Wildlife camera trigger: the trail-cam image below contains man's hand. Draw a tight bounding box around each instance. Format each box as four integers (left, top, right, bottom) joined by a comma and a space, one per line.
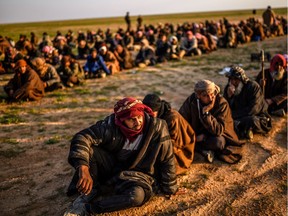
77, 165, 93, 195
196, 134, 206, 142
202, 95, 216, 113
8, 89, 14, 97
259, 78, 266, 87
227, 83, 236, 98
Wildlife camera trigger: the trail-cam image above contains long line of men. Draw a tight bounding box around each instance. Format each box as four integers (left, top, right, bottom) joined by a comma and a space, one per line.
64, 56, 287, 214
0, 7, 286, 75
1, 7, 286, 99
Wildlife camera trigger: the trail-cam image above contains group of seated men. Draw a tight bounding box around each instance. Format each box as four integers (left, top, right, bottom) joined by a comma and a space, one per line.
0, 11, 286, 77
0, 8, 286, 215
63, 56, 286, 214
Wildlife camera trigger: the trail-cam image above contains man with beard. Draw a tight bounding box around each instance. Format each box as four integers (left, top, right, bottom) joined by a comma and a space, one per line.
179, 80, 243, 164
143, 94, 196, 175
256, 54, 287, 117
223, 66, 272, 140
64, 97, 178, 215
4, 59, 44, 101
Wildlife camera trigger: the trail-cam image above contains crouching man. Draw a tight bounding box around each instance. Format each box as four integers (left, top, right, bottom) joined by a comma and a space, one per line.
223, 66, 272, 140
64, 97, 178, 215
179, 80, 243, 164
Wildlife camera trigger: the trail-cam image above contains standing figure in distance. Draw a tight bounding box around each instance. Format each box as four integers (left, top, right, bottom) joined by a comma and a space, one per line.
125, 12, 131, 32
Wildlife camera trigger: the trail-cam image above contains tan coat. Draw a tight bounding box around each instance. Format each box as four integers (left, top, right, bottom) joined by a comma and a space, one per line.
179, 93, 243, 164
4, 67, 45, 101
102, 51, 120, 74
162, 109, 196, 175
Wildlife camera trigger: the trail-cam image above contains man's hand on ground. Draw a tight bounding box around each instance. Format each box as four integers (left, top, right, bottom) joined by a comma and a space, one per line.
77, 165, 93, 195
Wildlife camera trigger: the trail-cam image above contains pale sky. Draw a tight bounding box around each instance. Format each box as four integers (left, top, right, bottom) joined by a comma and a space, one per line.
0, 0, 286, 24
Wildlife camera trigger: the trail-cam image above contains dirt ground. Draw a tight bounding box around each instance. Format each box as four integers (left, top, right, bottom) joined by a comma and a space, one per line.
0, 36, 287, 216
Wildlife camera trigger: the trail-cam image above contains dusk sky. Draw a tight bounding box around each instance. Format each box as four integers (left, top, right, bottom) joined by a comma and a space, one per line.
0, 0, 286, 24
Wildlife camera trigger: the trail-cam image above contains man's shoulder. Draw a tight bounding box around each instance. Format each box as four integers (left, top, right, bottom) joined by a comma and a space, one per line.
148, 115, 168, 130
47, 64, 57, 72
216, 94, 230, 106
168, 109, 184, 119
184, 93, 197, 104
99, 114, 115, 125
247, 80, 261, 89
27, 68, 40, 77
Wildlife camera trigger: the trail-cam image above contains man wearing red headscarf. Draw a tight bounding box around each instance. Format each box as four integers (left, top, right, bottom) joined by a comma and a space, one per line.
256, 54, 287, 117
65, 97, 178, 215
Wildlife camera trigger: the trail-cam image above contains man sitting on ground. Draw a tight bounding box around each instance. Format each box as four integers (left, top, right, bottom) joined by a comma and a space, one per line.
256, 54, 287, 117
179, 80, 243, 164
143, 93, 196, 175
223, 66, 272, 140
64, 97, 178, 215
31, 57, 63, 91
4, 59, 44, 101
83, 48, 110, 78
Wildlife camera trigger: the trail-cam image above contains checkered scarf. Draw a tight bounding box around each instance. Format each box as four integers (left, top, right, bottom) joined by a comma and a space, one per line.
114, 97, 154, 141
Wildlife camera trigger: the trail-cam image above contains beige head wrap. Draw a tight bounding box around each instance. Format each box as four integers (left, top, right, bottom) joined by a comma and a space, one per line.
31, 57, 47, 75
194, 79, 220, 94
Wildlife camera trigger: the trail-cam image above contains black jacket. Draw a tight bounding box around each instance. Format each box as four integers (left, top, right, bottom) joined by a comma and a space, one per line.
68, 113, 178, 195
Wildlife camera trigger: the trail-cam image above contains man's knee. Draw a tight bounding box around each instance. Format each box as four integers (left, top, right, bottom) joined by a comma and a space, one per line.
129, 186, 145, 207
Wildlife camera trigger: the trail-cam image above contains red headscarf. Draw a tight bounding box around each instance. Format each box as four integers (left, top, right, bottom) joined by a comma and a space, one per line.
114, 97, 154, 141
270, 54, 287, 73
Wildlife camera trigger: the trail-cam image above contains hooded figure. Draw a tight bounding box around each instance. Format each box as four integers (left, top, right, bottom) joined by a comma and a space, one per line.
31, 57, 63, 91
4, 59, 44, 101
224, 66, 272, 139
65, 97, 178, 215
143, 94, 196, 174
256, 54, 287, 116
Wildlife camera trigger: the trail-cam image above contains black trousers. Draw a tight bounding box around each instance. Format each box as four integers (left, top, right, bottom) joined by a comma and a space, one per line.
88, 147, 146, 213
89, 185, 145, 213
236, 115, 272, 135
196, 135, 226, 152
